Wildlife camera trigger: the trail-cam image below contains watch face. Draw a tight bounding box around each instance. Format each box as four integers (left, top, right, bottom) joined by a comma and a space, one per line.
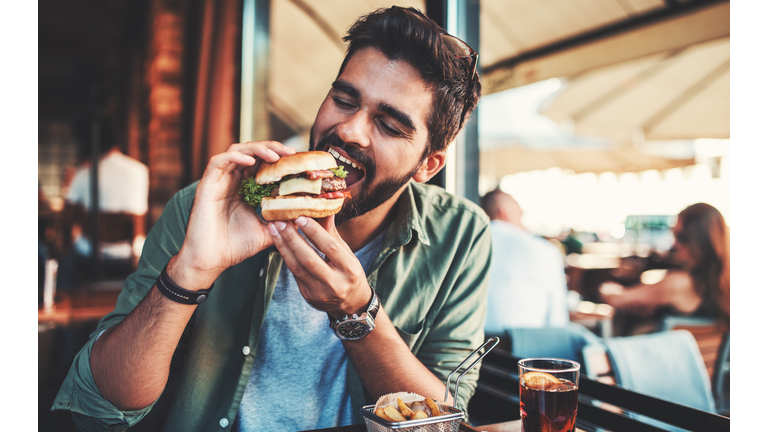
337, 321, 371, 340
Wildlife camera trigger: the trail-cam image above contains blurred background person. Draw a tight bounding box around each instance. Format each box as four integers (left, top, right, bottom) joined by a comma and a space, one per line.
600, 203, 730, 330
481, 189, 570, 336
58, 118, 149, 288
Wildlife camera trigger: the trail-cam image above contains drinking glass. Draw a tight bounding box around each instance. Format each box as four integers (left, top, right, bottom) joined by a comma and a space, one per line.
518, 358, 580, 432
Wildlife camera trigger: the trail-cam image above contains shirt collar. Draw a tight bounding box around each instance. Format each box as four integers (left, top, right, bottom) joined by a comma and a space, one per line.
388, 182, 431, 248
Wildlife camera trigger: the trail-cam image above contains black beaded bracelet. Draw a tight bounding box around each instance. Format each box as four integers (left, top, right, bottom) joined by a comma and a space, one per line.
156, 264, 213, 305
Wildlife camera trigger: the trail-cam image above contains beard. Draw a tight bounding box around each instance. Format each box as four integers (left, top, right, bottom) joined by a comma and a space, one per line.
310, 129, 422, 225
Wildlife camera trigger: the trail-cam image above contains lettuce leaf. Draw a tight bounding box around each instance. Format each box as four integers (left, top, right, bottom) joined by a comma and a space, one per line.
238, 178, 278, 207
330, 166, 348, 179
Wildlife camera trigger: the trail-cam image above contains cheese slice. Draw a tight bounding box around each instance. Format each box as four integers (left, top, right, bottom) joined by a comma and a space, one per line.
278, 177, 322, 196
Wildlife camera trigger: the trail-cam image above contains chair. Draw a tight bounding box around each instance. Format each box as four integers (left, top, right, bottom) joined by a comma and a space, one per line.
657, 314, 726, 379
468, 344, 730, 431
712, 331, 730, 416
583, 330, 716, 413
506, 322, 603, 366
78, 211, 143, 282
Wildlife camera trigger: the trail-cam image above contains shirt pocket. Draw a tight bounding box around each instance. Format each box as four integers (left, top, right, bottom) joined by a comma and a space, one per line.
394, 320, 425, 351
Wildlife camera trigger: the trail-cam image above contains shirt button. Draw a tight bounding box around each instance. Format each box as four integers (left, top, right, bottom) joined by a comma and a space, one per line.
242, 346, 250, 355
219, 418, 229, 428
259, 268, 264, 277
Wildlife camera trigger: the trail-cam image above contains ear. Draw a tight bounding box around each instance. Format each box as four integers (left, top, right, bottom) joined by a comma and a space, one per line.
411, 151, 446, 183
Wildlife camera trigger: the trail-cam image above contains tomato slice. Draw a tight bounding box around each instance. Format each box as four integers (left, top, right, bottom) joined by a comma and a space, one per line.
315, 191, 351, 199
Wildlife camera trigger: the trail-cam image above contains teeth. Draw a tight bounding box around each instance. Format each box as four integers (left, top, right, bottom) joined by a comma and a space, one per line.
328, 148, 359, 169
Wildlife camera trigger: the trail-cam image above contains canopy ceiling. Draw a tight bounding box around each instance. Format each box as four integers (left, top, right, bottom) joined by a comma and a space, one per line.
540, 36, 729, 141
480, 145, 696, 178
267, 0, 729, 135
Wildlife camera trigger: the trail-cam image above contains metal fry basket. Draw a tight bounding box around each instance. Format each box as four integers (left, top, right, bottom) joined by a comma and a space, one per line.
360, 337, 500, 432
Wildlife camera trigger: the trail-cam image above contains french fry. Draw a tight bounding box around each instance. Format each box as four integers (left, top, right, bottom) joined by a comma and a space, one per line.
425, 398, 442, 417
397, 397, 416, 419
384, 405, 408, 422
412, 410, 429, 419
375, 407, 394, 422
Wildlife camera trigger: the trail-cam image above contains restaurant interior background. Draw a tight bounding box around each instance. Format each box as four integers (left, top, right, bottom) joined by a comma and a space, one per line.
28, 0, 761, 429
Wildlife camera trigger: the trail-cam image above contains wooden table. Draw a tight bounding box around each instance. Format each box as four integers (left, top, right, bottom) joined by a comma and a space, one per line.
38, 289, 121, 325
301, 420, 588, 432
472, 421, 586, 432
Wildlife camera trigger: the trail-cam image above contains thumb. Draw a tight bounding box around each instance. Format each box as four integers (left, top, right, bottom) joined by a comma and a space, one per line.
316, 214, 338, 237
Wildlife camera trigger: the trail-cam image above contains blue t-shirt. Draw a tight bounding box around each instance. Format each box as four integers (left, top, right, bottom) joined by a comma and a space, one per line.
234, 227, 387, 432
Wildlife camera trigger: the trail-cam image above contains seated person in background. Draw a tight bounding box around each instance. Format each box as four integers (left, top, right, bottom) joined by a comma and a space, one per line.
600, 203, 730, 326
59, 119, 149, 286
481, 189, 570, 335
52, 7, 490, 432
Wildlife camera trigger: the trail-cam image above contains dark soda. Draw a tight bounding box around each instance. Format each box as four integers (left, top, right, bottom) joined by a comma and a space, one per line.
519, 378, 578, 432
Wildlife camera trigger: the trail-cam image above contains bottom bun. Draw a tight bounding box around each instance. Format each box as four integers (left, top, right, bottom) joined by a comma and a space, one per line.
260, 196, 344, 221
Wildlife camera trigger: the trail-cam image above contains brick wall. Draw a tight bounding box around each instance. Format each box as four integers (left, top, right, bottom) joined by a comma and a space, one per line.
144, 0, 187, 225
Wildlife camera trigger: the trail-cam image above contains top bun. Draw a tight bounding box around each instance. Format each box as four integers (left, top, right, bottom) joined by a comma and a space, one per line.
255, 151, 338, 184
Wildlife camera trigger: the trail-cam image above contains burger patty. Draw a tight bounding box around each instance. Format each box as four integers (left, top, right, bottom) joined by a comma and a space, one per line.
321, 176, 346, 192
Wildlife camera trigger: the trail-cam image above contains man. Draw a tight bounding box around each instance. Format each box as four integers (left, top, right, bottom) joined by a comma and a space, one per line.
59, 119, 149, 287
481, 189, 569, 334
52, 7, 490, 431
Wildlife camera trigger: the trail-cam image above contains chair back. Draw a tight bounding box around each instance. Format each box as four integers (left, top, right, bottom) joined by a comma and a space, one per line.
585, 330, 716, 413
83, 212, 136, 244
506, 322, 602, 366
658, 314, 725, 378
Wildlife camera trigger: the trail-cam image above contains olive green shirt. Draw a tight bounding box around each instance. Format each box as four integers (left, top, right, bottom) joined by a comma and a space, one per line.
52, 181, 492, 431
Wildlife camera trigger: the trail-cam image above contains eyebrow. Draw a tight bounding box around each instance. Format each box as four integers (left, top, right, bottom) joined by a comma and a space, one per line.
331, 80, 360, 99
331, 79, 416, 133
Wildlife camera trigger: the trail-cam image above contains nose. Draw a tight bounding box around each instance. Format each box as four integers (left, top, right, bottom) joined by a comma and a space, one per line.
336, 110, 371, 148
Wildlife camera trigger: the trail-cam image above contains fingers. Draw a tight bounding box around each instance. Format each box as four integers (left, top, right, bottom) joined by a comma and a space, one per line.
315, 215, 337, 234
295, 216, 355, 265
228, 141, 297, 163
202, 141, 297, 182
268, 220, 328, 281
207, 150, 258, 173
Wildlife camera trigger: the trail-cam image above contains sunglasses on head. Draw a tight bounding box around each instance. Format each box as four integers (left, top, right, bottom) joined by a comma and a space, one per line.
440, 33, 478, 123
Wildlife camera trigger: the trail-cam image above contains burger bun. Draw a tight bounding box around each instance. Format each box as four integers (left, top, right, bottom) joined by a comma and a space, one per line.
260, 196, 344, 221
255, 151, 338, 184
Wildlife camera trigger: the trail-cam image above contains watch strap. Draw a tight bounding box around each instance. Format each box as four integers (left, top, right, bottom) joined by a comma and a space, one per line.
156, 264, 214, 305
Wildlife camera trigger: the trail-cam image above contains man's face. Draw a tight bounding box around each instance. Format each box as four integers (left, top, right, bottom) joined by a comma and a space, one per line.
310, 47, 434, 224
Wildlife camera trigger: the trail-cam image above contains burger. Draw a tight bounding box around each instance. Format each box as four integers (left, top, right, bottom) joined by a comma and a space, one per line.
238, 151, 350, 221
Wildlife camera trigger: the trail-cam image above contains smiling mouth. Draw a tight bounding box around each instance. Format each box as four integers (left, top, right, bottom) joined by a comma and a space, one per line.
327, 147, 365, 188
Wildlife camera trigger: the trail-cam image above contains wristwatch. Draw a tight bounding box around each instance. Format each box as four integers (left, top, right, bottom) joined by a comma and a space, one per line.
329, 287, 380, 340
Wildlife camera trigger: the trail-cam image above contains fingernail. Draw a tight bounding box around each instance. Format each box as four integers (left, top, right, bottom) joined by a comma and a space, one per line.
268, 223, 279, 236
296, 216, 308, 226
275, 221, 287, 231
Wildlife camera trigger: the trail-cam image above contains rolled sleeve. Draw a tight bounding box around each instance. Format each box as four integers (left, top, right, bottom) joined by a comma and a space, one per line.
51, 333, 156, 431
50, 183, 197, 431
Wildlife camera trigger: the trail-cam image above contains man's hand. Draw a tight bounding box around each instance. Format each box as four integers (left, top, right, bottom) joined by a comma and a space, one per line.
266, 215, 371, 318
169, 141, 296, 290
266, 215, 449, 403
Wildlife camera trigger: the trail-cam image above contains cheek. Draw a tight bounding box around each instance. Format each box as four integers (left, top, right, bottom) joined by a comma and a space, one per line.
372, 147, 417, 175
313, 98, 337, 133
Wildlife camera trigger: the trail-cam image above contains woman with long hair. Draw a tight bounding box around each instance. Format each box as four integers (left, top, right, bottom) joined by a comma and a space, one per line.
600, 203, 730, 325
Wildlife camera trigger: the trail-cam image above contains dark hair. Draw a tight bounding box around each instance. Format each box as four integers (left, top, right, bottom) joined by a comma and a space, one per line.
339, 6, 481, 159
676, 203, 730, 322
